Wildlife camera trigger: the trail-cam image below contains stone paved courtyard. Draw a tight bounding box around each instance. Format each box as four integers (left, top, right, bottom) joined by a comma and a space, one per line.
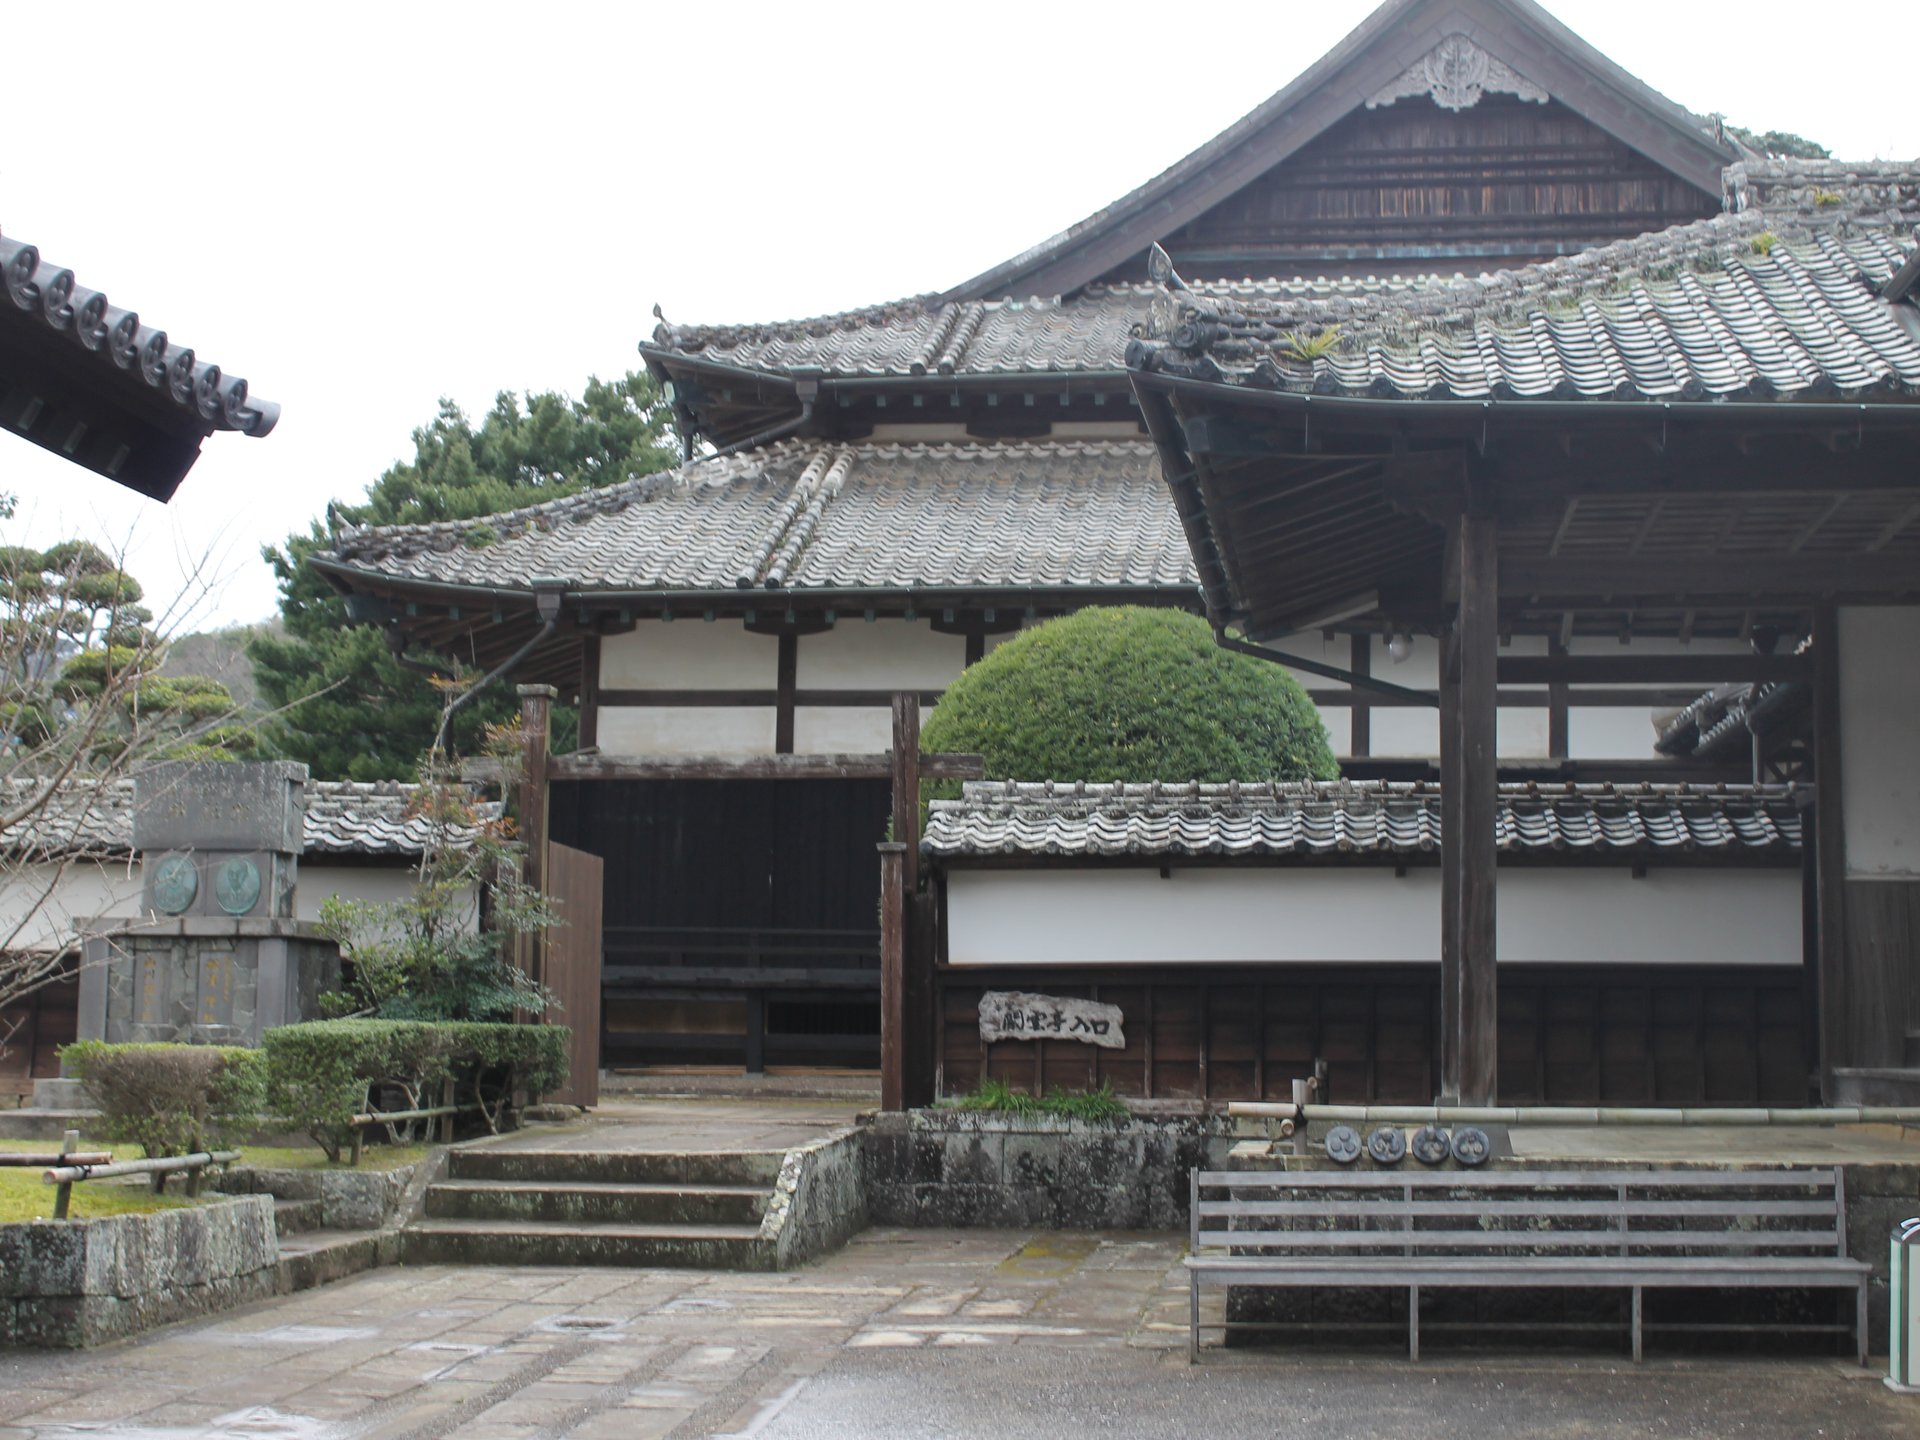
2, 1227, 1913, 1439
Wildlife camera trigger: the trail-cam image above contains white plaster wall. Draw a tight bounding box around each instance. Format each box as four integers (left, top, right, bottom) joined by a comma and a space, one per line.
1839, 606, 1920, 878
792, 708, 894, 753
0, 860, 145, 953
599, 623, 778, 689
797, 622, 967, 691
945, 866, 1800, 967
596, 706, 777, 756
294, 865, 447, 923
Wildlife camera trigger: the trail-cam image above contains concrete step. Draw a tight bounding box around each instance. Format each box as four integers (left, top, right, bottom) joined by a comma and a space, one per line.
277, 1229, 398, 1293
447, 1147, 785, 1188
29, 1078, 88, 1110
403, 1217, 776, 1270
273, 1197, 326, 1237
1829, 1066, 1920, 1107
425, 1178, 768, 1227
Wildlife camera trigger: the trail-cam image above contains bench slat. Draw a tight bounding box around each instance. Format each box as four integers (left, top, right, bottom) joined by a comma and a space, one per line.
1193, 1168, 1837, 1190
1192, 1228, 1845, 1252
1196, 1198, 1834, 1221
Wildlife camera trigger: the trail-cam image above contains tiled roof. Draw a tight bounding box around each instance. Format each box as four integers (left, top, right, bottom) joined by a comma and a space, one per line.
1, 230, 280, 438
319, 438, 1198, 597
922, 780, 1801, 861
647, 274, 1445, 380
1129, 166, 1920, 403
0, 779, 497, 860
650, 163, 1919, 397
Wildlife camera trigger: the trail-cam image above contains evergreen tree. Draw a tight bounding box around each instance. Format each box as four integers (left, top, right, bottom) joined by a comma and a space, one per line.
252, 372, 679, 778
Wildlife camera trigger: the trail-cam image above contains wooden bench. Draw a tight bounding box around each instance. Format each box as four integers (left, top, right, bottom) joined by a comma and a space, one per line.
1187, 1168, 1871, 1364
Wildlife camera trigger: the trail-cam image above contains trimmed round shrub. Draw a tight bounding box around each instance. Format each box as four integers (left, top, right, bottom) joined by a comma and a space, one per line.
921, 607, 1338, 796
61, 1041, 265, 1159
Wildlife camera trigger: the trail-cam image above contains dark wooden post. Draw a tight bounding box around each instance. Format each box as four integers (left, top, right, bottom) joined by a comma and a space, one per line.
1811, 605, 1845, 1097
518, 683, 555, 989
1441, 513, 1499, 1105
1349, 633, 1371, 758
878, 841, 908, 1112
890, 693, 936, 1107
891, 693, 921, 893
577, 635, 601, 751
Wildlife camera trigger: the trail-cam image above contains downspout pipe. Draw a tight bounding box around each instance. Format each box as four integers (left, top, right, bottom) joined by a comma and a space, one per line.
431, 583, 569, 753
1213, 627, 1439, 707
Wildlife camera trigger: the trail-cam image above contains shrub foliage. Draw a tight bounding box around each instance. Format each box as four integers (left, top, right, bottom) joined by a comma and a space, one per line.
261, 1019, 570, 1161
920, 607, 1338, 799
61, 1041, 265, 1161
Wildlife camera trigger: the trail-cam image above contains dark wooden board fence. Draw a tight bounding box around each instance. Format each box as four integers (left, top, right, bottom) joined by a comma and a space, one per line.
546, 841, 603, 1107
936, 965, 1809, 1106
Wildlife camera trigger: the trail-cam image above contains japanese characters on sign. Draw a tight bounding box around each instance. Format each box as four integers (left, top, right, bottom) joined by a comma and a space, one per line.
978, 990, 1126, 1050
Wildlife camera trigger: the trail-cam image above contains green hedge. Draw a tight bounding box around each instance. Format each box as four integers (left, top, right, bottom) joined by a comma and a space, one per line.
261, 1020, 570, 1161
921, 607, 1338, 802
61, 1041, 265, 1160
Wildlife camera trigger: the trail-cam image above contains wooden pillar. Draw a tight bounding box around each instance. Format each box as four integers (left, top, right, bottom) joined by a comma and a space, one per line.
577, 636, 601, 751
1546, 635, 1569, 760
890, 693, 935, 1106
1441, 514, 1499, 1105
1812, 605, 1845, 1097
878, 842, 908, 1112
775, 633, 798, 755
518, 683, 555, 989
1349, 634, 1371, 758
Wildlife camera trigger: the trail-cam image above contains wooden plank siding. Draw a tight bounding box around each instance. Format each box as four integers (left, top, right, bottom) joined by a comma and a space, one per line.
937, 966, 1808, 1106
1144, 95, 1718, 281
0, 971, 78, 1097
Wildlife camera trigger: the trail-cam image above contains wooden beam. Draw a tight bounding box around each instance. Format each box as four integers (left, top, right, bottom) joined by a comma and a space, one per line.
1500, 554, 1920, 599
1348, 634, 1371, 758
595, 688, 946, 708
1443, 513, 1499, 1106
576, 636, 600, 751
1495, 654, 1810, 684
472, 751, 987, 783
1811, 606, 1845, 1098
517, 684, 555, 995
775, 634, 797, 755
892, 694, 922, 896
878, 841, 908, 1112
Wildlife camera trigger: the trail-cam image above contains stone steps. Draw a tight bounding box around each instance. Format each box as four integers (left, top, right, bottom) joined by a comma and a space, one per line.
401, 1145, 787, 1269
403, 1217, 776, 1270
272, 1197, 326, 1236
425, 1178, 768, 1226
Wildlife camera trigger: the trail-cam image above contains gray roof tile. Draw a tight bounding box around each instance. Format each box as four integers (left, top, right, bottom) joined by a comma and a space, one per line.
923, 779, 1801, 861
1130, 166, 1920, 402
321, 439, 1198, 597
1, 230, 280, 438
0, 779, 497, 860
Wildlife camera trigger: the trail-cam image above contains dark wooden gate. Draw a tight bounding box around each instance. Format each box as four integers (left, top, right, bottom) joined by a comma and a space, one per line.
546, 841, 603, 1107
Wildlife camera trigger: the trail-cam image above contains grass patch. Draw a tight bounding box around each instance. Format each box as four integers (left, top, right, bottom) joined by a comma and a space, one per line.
0, 1138, 430, 1223
232, 1144, 430, 1172
940, 1078, 1131, 1124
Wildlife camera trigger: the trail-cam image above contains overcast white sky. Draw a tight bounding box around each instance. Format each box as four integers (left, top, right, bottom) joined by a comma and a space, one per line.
3, 0, 1915, 632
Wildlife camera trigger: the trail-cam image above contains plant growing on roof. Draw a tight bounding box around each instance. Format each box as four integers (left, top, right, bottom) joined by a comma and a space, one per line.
1278, 326, 1343, 361
919, 607, 1338, 808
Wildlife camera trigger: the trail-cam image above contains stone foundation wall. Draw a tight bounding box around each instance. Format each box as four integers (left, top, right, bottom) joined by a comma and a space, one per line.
769, 1127, 868, 1268
216, 1162, 421, 1230
862, 1111, 1238, 1229
0, 1196, 279, 1348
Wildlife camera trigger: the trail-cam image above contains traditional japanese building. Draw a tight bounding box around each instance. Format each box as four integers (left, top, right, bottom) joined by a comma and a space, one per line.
310, 0, 1919, 1101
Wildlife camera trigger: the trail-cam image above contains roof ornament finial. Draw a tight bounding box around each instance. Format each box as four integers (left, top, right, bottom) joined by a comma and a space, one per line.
1146, 243, 1189, 293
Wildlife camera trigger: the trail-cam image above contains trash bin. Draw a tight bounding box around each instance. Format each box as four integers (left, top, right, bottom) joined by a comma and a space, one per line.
1892, 1217, 1920, 1393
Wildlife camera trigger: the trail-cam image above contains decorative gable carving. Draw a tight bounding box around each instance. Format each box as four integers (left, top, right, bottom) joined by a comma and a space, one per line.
1366, 33, 1549, 112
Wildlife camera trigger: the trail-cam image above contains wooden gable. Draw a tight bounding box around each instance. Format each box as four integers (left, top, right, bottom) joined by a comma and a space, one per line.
1125, 94, 1721, 284
946, 0, 1732, 301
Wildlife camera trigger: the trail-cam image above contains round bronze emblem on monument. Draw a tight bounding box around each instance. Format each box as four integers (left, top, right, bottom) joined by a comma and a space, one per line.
150, 854, 198, 915
213, 857, 262, 915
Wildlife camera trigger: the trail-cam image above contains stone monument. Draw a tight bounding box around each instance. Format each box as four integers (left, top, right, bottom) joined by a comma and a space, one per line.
73, 760, 342, 1047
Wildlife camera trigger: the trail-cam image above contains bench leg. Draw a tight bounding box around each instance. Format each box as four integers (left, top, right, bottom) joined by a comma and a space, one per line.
1189, 1274, 1199, 1365
1857, 1283, 1869, 1369
1631, 1286, 1643, 1363
1408, 1284, 1420, 1361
